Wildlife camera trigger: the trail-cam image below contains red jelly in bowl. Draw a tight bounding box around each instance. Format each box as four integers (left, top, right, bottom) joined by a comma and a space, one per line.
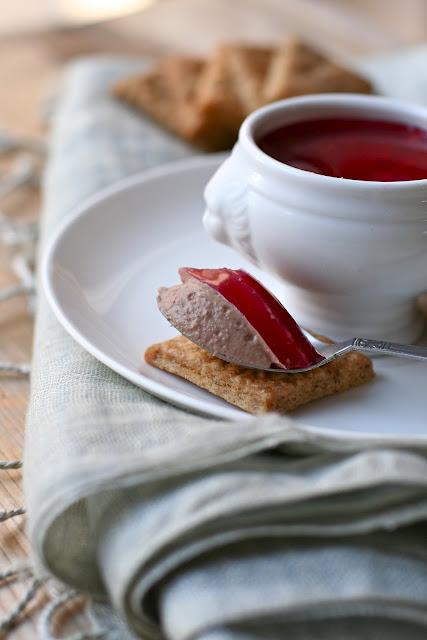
256, 118, 427, 182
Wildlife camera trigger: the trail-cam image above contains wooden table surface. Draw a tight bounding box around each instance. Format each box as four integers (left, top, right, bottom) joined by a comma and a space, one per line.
0, 0, 425, 636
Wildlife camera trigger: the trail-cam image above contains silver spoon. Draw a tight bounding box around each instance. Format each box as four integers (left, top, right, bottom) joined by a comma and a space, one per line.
227, 337, 427, 373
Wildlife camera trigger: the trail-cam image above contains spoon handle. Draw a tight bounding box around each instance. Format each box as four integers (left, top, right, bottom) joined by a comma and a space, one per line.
352, 338, 427, 361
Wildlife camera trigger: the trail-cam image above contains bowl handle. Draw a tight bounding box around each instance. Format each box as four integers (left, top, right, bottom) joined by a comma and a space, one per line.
203, 155, 258, 264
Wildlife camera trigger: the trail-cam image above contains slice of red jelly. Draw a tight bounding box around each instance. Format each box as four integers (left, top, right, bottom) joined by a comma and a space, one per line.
179, 267, 323, 369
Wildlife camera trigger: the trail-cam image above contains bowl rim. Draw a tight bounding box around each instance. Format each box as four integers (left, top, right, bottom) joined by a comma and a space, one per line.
239, 93, 427, 191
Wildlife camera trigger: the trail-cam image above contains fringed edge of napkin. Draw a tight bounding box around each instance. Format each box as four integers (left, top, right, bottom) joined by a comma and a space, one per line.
0, 132, 102, 639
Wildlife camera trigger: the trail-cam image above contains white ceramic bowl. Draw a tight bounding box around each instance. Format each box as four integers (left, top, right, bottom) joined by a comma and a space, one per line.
203, 93, 427, 343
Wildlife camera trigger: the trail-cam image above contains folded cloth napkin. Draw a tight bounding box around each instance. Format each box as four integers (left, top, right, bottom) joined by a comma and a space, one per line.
25, 50, 427, 639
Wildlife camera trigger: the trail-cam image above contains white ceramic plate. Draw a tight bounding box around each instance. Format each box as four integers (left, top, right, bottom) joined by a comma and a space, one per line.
43, 154, 427, 440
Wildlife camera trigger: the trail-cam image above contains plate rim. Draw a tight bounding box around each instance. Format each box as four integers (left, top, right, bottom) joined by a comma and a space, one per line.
42, 154, 247, 422
42, 153, 427, 443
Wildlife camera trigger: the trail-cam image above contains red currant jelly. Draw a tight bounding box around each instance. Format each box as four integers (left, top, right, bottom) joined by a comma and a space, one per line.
180, 267, 323, 370
257, 118, 427, 182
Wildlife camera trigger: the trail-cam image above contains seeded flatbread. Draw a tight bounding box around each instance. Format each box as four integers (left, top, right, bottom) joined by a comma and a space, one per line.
145, 335, 375, 414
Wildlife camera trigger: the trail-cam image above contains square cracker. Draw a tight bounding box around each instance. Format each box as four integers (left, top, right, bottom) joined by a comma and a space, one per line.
145, 336, 375, 414
263, 36, 372, 102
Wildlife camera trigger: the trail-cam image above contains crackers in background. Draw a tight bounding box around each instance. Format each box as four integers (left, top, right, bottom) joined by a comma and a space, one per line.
263, 36, 373, 102
145, 336, 375, 415
113, 37, 373, 151
226, 44, 274, 113
187, 45, 246, 150
112, 56, 205, 142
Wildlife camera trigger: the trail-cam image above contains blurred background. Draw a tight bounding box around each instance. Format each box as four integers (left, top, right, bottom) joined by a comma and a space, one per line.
1, 0, 427, 136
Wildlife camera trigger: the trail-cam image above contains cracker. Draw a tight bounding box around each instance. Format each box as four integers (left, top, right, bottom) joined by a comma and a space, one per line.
113, 53, 238, 151
188, 44, 274, 149
187, 45, 246, 150
263, 36, 372, 102
113, 56, 205, 139
225, 44, 274, 113
145, 336, 375, 414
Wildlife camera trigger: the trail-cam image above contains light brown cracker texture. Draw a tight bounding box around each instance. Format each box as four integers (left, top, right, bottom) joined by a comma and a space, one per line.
262, 36, 372, 102
112, 56, 205, 140
225, 44, 274, 113
188, 45, 246, 150
145, 336, 375, 414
